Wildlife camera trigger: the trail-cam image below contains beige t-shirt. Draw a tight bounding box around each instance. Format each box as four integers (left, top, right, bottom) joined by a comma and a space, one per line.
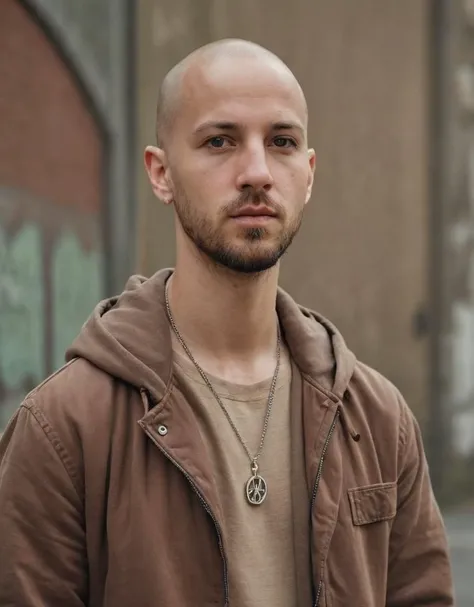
172, 339, 311, 607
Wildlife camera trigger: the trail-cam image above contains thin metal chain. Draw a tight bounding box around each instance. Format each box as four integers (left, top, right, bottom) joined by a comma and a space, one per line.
165, 280, 281, 468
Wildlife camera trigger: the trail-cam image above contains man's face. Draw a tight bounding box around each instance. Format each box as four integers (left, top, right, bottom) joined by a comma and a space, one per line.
151, 55, 315, 274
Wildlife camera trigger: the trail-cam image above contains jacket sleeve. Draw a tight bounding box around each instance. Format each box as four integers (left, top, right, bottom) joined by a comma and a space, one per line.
386, 397, 454, 606
0, 400, 88, 606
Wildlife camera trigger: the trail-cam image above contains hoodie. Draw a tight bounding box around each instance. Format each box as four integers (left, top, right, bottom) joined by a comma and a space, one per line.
0, 268, 454, 606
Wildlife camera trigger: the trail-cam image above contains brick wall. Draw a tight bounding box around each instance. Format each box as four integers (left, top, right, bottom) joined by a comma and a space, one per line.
0, 0, 105, 426
0, 0, 102, 214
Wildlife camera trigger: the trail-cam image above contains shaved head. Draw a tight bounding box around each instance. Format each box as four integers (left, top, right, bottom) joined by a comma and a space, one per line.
156, 39, 307, 148
145, 37, 315, 276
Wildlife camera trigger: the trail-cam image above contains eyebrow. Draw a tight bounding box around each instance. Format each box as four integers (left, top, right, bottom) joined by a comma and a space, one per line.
273, 122, 304, 134
194, 120, 305, 135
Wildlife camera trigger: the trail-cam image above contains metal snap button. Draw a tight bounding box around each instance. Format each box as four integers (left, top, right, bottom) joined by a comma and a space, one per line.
157, 425, 168, 436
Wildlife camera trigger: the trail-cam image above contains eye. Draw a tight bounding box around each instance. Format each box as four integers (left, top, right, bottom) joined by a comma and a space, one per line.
206, 136, 230, 149
273, 136, 297, 148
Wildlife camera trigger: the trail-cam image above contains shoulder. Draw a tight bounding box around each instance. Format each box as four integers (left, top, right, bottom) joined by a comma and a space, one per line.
1, 358, 143, 495
27, 357, 117, 423
12, 357, 140, 464
346, 360, 419, 466
350, 360, 411, 422
351, 360, 401, 403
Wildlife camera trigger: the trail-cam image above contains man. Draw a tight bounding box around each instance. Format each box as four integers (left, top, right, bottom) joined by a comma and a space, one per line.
0, 39, 453, 606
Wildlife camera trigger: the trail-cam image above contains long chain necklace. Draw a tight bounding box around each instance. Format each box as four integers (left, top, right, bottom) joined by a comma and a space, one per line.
164, 280, 281, 506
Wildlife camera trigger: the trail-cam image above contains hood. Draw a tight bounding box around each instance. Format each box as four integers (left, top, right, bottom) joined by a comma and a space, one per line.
66, 269, 356, 403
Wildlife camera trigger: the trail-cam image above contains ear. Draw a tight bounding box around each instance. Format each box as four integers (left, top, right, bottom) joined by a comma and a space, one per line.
305, 149, 317, 204
144, 146, 174, 204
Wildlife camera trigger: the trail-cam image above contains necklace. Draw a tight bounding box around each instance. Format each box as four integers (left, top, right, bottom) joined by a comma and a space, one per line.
164, 280, 281, 506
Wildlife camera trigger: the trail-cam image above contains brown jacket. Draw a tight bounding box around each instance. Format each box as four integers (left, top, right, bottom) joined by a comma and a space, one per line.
0, 269, 454, 606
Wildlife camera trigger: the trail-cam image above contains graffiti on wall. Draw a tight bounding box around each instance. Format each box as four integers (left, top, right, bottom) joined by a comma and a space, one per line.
0, 192, 104, 428
0, 223, 45, 426
52, 232, 103, 371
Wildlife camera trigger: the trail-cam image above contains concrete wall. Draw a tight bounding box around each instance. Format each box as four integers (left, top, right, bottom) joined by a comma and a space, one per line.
135, 1, 430, 423
431, 0, 474, 505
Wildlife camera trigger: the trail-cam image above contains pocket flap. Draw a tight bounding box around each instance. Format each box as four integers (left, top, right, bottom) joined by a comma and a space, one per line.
348, 482, 397, 526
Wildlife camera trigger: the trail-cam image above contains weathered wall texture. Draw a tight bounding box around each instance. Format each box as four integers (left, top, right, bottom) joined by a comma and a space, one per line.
0, 0, 104, 426
135, 1, 430, 422
25, 0, 136, 292
433, 0, 474, 504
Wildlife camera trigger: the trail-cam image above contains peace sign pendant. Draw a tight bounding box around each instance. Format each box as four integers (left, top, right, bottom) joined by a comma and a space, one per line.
245, 461, 267, 505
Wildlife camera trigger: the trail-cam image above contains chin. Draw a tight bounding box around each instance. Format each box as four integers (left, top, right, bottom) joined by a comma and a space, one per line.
220, 258, 280, 274
208, 245, 284, 274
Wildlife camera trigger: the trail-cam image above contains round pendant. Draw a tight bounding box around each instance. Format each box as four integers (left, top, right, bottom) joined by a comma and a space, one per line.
246, 474, 268, 505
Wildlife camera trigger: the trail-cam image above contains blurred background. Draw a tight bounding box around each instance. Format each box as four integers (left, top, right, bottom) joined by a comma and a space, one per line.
0, 0, 473, 602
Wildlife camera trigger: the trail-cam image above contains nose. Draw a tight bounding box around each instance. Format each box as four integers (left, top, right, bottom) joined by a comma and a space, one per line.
236, 143, 274, 192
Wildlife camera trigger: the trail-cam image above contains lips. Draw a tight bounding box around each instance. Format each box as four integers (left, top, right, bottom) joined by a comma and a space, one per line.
231, 205, 277, 218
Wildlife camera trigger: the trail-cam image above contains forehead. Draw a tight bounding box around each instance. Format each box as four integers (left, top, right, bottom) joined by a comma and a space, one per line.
177, 56, 307, 131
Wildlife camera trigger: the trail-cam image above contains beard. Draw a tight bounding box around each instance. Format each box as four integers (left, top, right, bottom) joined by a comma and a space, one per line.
172, 185, 304, 274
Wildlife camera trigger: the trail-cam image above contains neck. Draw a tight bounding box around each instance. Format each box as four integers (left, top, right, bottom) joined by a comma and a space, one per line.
167, 251, 280, 379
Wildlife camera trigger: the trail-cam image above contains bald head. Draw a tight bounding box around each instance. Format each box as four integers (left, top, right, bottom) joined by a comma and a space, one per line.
145, 38, 316, 275
155, 39, 307, 148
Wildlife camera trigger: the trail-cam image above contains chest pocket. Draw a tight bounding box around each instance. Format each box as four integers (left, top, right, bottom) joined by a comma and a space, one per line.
348, 481, 397, 525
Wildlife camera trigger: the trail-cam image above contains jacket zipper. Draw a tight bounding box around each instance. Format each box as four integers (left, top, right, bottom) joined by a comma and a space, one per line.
311, 409, 340, 607
142, 426, 229, 606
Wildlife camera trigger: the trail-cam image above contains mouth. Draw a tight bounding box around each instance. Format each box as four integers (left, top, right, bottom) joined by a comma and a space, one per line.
230, 205, 278, 220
